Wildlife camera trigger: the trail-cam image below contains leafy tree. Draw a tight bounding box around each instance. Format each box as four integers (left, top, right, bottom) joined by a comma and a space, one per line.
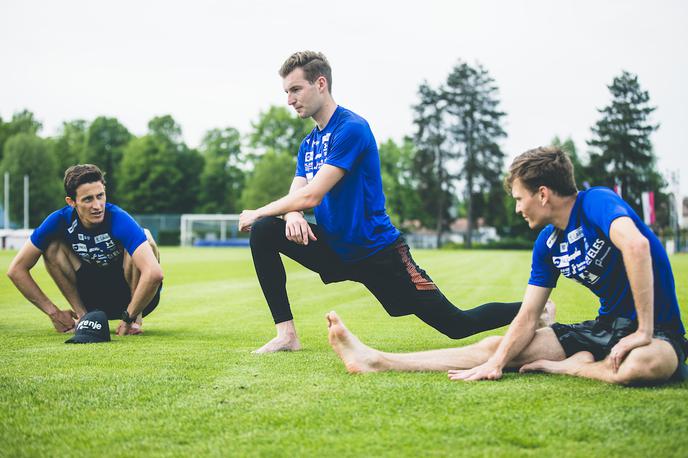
249, 106, 313, 157
118, 116, 203, 213
0, 133, 62, 226
0, 110, 42, 161
240, 150, 296, 209
83, 117, 132, 203
379, 137, 424, 227
52, 120, 88, 176
586, 71, 663, 215
197, 127, 245, 213
411, 82, 454, 245
443, 61, 507, 248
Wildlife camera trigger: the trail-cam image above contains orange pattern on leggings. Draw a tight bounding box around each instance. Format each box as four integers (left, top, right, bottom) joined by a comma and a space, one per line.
396, 241, 437, 291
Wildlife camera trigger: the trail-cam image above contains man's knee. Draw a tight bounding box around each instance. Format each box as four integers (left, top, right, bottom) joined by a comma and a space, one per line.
249, 216, 282, 247
612, 342, 678, 386
43, 240, 79, 270
478, 335, 502, 352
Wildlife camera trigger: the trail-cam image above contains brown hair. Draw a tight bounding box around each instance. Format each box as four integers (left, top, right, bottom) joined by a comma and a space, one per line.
64, 164, 106, 199
279, 51, 333, 93
505, 146, 578, 196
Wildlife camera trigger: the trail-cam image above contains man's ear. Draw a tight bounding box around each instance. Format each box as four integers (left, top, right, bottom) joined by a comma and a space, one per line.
65, 196, 75, 207
538, 186, 549, 206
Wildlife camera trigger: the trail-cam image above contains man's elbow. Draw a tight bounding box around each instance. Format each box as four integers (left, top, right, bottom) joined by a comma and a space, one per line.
627, 236, 650, 259
6, 264, 23, 283
147, 265, 164, 286
302, 192, 323, 209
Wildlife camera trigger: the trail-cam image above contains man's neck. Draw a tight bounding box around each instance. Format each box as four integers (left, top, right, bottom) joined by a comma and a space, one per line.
551, 195, 578, 230
312, 97, 337, 130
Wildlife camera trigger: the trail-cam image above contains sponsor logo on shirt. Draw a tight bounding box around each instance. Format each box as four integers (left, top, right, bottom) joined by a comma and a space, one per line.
306, 172, 314, 182
559, 242, 568, 252
567, 227, 584, 243
68, 220, 78, 234
305, 151, 313, 162
94, 233, 111, 244
546, 230, 559, 248
72, 243, 87, 252
552, 248, 581, 268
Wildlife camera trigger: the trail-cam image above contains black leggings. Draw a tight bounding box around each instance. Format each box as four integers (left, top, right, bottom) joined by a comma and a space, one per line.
249, 216, 521, 339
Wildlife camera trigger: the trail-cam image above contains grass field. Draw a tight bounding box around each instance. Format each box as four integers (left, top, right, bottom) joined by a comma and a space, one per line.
1, 247, 687, 457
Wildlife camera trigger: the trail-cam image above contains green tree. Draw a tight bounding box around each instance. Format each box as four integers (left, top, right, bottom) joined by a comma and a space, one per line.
587, 71, 664, 215
0, 110, 42, 161
249, 106, 313, 157
240, 150, 295, 209
118, 116, 203, 213
197, 127, 245, 213
52, 120, 88, 175
0, 133, 62, 226
83, 117, 132, 203
411, 82, 454, 245
444, 61, 507, 248
379, 137, 423, 227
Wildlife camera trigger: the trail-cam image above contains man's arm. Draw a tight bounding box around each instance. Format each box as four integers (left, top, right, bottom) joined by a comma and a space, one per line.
6, 241, 77, 332
607, 216, 654, 371
116, 241, 163, 336
450, 285, 552, 381
283, 177, 317, 246
238, 165, 345, 232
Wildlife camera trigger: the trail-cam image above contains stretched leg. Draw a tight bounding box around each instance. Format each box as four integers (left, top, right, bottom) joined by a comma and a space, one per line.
43, 240, 87, 318
521, 339, 679, 385
327, 311, 566, 373
250, 216, 348, 353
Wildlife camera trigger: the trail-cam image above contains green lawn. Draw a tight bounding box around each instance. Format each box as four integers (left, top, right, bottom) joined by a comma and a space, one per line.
1, 248, 687, 457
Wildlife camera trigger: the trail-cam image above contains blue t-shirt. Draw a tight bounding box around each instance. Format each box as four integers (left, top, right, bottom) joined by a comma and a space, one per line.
30, 203, 147, 268
295, 106, 400, 262
529, 187, 684, 334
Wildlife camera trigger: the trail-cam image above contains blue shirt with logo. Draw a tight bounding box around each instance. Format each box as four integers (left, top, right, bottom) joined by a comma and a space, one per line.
295, 106, 400, 262
529, 187, 684, 334
30, 203, 147, 268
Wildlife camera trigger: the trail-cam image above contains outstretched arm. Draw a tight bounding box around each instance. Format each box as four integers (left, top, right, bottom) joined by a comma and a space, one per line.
238, 165, 345, 232
6, 241, 77, 332
449, 284, 552, 381
116, 242, 164, 336
607, 216, 654, 371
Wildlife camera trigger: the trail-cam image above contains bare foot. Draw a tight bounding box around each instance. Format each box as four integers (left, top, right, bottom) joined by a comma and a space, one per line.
327, 311, 383, 373
538, 299, 557, 328
519, 351, 594, 375
127, 323, 143, 335
252, 335, 302, 354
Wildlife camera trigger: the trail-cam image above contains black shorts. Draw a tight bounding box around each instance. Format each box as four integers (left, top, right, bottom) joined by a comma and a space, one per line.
76, 262, 162, 320
551, 316, 688, 381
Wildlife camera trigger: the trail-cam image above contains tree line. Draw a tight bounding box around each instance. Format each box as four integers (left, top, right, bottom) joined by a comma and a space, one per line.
0, 63, 669, 246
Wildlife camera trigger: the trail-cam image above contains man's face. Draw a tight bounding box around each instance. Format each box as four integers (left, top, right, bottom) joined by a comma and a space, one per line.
283, 68, 324, 119
512, 179, 545, 229
67, 181, 106, 228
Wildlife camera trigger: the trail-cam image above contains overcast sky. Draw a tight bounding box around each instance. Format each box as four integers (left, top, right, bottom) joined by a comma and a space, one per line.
2, 0, 686, 194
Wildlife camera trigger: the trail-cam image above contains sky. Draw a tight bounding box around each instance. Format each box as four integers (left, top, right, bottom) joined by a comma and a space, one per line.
1, 0, 687, 195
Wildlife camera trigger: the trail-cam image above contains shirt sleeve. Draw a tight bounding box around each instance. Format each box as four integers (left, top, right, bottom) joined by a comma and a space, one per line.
295, 140, 306, 178
110, 207, 148, 256
582, 188, 632, 239
30, 209, 66, 251
528, 227, 560, 288
324, 122, 370, 172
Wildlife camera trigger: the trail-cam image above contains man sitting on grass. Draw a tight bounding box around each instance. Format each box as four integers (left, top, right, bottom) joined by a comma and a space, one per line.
7, 164, 163, 336
327, 146, 687, 386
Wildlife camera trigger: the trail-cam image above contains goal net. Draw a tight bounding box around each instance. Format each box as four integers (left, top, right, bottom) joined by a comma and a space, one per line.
179, 214, 249, 247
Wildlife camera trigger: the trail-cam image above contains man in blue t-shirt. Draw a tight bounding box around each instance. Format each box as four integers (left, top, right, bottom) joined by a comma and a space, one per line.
239, 51, 526, 353
7, 164, 164, 336
326, 147, 686, 386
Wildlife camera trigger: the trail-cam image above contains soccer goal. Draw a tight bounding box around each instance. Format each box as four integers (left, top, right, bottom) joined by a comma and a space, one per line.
179, 214, 249, 247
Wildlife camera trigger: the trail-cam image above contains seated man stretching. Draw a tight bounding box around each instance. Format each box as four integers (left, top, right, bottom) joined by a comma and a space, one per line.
327, 147, 687, 386
7, 164, 164, 336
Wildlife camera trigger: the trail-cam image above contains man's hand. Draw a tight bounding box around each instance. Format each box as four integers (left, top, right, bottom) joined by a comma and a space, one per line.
608, 330, 652, 372
116, 320, 143, 336
448, 360, 503, 381
284, 212, 317, 246
239, 210, 260, 232
49, 309, 78, 333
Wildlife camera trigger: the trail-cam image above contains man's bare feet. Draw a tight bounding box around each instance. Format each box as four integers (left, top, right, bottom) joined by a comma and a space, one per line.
252, 335, 302, 354
327, 311, 383, 373
253, 319, 302, 354
538, 299, 557, 328
519, 351, 594, 375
